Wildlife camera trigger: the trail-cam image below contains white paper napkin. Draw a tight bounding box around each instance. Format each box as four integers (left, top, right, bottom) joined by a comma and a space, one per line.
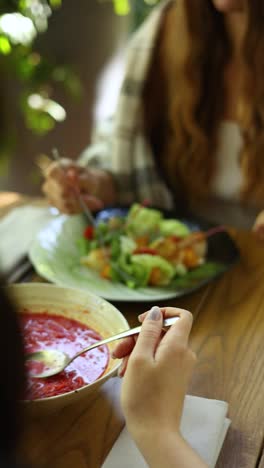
102, 395, 230, 468
0, 205, 55, 274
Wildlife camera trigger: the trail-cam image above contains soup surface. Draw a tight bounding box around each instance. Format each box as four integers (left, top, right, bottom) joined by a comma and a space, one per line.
21, 311, 109, 400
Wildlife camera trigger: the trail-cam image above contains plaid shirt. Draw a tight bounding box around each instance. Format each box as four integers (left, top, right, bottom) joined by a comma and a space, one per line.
79, 0, 174, 209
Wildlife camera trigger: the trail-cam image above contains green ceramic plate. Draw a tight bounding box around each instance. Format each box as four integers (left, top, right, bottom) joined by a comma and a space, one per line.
29, 214, 238, 302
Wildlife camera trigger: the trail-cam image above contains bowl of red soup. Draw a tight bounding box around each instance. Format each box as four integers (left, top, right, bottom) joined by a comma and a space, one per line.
7, 283, 129, 411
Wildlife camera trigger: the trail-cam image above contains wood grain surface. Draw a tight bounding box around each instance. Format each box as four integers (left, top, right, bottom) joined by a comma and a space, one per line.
189, 231, 264, 468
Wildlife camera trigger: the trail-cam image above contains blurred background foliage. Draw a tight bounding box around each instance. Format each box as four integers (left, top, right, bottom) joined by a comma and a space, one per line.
0, 0, 82, 170
0, 0, 160, 171
110, 0, 160, 30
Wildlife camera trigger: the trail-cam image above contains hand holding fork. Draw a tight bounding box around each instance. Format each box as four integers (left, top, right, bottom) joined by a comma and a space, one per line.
42, 149, 116, 214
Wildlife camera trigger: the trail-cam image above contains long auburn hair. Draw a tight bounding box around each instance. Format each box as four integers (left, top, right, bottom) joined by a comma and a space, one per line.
160, 0, 264, 204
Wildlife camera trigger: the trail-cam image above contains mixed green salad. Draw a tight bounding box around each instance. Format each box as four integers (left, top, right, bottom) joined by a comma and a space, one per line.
77, 204, 224, 289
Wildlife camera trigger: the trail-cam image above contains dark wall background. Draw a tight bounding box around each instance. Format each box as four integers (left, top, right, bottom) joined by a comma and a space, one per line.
0, 0, 129, 195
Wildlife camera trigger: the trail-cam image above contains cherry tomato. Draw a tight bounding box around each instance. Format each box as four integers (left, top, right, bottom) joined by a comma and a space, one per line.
134, 247, 157, 255
83, 226, 94, 240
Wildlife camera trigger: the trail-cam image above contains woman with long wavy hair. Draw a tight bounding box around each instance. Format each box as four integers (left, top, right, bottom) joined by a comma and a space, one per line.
43, 0, 264, 233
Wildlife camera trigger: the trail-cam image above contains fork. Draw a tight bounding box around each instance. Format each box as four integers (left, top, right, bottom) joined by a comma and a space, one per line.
51, 149, 134, 283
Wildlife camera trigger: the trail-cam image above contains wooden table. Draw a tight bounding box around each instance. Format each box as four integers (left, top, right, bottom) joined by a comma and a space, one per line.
2, 193, 264, 468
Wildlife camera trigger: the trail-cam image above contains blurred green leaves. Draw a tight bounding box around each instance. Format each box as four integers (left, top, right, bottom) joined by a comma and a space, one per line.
111, 0, 160, 16
0, 0, 159, 172
0, 35, 11, 54
110, 0, 160, 30
113, 0, 130, 16
0, 0, 82, 168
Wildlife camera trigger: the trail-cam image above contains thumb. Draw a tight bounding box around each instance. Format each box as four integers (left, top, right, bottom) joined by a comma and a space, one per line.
133, 306, 163, 360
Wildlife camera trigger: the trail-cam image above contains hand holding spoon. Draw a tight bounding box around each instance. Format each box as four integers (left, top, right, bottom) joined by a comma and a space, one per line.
26, 313, 179, 379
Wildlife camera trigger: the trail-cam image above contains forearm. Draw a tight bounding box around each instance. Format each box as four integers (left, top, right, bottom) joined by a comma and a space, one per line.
134, 431, 208, 468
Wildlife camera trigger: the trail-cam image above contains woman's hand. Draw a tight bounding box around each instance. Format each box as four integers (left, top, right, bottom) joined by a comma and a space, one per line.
253, 211, 264, 241
113, 307, 208, 468
116, 307, 206, 468
118, 307, 196, 438
42, 158, 116, 214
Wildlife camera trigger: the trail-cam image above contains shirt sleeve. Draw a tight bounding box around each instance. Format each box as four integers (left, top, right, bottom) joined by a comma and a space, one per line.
78, 118, 114, 172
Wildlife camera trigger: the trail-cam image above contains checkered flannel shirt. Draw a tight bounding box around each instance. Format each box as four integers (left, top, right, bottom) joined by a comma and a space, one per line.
79, 0, 174, 210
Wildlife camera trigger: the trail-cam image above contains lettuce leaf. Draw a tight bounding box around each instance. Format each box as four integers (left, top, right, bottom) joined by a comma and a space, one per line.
126, 203, 163, 236
159, 219, 190, 237
110, 253, 149, 288
131, 254, 175, 286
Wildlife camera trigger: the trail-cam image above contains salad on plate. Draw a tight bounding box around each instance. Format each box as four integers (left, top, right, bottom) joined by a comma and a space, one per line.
77, 204, 222, 289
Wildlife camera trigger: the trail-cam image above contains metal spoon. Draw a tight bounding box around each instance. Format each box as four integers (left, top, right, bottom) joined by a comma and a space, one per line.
25, 315, 179, 378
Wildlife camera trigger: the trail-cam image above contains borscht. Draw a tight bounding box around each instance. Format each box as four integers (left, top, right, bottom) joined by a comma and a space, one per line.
21, 311, 109, 400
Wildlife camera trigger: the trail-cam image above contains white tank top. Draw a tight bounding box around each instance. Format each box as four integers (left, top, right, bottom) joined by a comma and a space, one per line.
212, 121, 243, 200
190, 121, 259, 228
